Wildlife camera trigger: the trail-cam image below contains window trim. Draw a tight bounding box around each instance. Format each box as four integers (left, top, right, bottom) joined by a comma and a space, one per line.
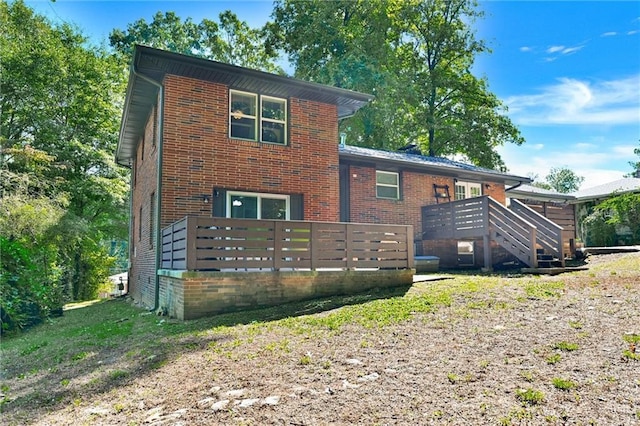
226, 190, 290, 220
376, 170, 400, 200
454, 181, 482, 200
229, 89, 287, 145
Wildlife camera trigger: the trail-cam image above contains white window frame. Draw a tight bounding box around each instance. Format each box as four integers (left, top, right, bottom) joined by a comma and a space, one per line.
226, 191, 290, 220
454, 181, 482, 200
376, 171, 400, 200
229, 90, 258, 141
260, 95, 287, 145
229, 90, 287, 145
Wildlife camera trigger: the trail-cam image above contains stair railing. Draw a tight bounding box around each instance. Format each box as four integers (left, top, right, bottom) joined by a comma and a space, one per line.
509, 199, 565, 267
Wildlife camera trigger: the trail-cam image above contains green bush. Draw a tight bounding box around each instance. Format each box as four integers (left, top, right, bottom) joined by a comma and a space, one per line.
0, 237, 63, 333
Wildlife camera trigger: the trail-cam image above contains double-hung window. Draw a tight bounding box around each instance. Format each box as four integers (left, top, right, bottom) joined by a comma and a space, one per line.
376, 171, 400, 200
230, 90, 287, 145
454, 181, 482, 200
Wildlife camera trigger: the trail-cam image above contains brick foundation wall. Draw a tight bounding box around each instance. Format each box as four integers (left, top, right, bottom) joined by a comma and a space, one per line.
158, 269, 414, 320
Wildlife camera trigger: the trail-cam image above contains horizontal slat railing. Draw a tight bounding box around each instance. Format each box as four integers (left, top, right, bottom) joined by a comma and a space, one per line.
509, 199, 565, 266
487, 197, 538, 268
422, 197, 487, 239
160, 217, 414, 272
422, 196, 539, 268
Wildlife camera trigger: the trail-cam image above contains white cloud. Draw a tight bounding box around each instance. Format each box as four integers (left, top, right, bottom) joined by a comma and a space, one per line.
504, 75, 640, 126
497, 143, 631, 190
547, 45, 565, 53
628, 30, 639, 35
601, 31, 617, 37
546, 45, 583, 55
520, 46, 532, 52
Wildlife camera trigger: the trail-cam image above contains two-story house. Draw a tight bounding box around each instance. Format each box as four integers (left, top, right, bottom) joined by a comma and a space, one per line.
117, 46, 562, 319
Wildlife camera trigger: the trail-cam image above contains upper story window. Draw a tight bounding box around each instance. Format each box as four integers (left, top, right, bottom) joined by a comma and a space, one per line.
454, 181, 482, 200
230, 90, 287, 145
376, 171, 400, 200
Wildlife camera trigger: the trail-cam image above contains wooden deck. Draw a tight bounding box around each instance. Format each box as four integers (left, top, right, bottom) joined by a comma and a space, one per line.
422, 196, 565, 269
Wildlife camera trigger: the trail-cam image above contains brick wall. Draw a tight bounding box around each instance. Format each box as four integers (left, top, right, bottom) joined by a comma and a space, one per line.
345, 162, 510, 267
160, 75, 340, 227
159, 269, 414, 320
130, 74, 342, 309
129, 105, 159, 308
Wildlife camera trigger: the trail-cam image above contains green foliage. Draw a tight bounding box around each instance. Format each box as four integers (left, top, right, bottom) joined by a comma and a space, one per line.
582, 192, 640, 246
0, 195, 66, 332
552, 377, 577, 390
268, 0, 524, 169
545, 167, 585, 194
109, 10, 282, 73
553, 341, 579, 351
515, 388, 545, 405
1, 1, 127, 330
594, 192, 640, 244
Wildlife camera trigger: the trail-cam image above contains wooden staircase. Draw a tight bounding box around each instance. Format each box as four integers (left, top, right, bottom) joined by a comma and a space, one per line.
422, 196, 566, 269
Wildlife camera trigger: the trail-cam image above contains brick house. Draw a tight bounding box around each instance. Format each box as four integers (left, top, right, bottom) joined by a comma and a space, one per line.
117, 46, 561, 317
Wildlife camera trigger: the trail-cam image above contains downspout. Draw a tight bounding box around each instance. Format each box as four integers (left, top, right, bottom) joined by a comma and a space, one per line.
131, 64, 164, 312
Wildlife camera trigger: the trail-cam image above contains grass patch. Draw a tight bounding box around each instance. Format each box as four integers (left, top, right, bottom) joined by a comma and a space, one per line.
515, 388, 545, 405
553, 341, 579, 351
552, 377, 577, 390
546, 353, 562, 365
524, 281, 564, 299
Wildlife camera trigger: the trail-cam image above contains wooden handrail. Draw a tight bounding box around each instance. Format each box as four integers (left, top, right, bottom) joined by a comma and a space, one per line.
422, 196, 539, 268
509, 199, 565, 266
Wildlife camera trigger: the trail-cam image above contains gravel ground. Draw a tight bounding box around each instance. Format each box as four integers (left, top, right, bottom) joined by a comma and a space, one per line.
4, 252, 640, 425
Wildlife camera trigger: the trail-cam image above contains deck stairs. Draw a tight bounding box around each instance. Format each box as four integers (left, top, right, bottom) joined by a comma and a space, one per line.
422, 196, 565, 269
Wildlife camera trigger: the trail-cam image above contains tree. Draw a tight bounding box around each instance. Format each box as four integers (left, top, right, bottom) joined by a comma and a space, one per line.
545, 167, 584, 194
1, 0, 127, 324
267, 0, 524, 170
109, 10, 282, 73
627, 140, 640, 177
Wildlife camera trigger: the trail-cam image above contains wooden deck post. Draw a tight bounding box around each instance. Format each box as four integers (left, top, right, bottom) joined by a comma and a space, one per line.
482, 197, 492, 271
483, 234, 492, 272
185, 216, 197, 271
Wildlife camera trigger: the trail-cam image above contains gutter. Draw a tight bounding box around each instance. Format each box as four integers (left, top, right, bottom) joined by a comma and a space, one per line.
505, 181, 524, 192
131, 63, 164, 312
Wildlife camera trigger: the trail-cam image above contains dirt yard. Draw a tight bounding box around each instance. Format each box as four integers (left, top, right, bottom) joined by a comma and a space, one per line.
2, 252, 639, 425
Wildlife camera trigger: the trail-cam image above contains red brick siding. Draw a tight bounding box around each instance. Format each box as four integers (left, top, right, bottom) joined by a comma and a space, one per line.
160, 75, 340, 227
129, 106, 159, 308
345, 162, 509, 266
130, 74, 342, 309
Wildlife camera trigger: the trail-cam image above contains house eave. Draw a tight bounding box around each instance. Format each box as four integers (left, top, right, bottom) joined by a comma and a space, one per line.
116, 45, 374, 167
338, 148, 531, 187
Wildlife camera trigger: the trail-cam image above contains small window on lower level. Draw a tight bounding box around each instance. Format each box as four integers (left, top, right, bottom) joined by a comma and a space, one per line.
376, 171, 400, 200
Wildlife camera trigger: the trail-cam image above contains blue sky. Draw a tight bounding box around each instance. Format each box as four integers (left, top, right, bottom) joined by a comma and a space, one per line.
25, 0, 640, 190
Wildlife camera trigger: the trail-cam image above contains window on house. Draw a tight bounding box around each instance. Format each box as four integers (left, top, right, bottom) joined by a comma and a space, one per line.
138, 206, 143, 241
230, 90, 287, 145
376, 171, 400, 200
454, 181, 482, 200
227, 191, 289, 220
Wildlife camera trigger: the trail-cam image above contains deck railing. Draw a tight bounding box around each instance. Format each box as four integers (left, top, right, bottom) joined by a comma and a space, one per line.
161, 217, 414, 271
422, 196, 539, 267
509, 199, 565, 266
